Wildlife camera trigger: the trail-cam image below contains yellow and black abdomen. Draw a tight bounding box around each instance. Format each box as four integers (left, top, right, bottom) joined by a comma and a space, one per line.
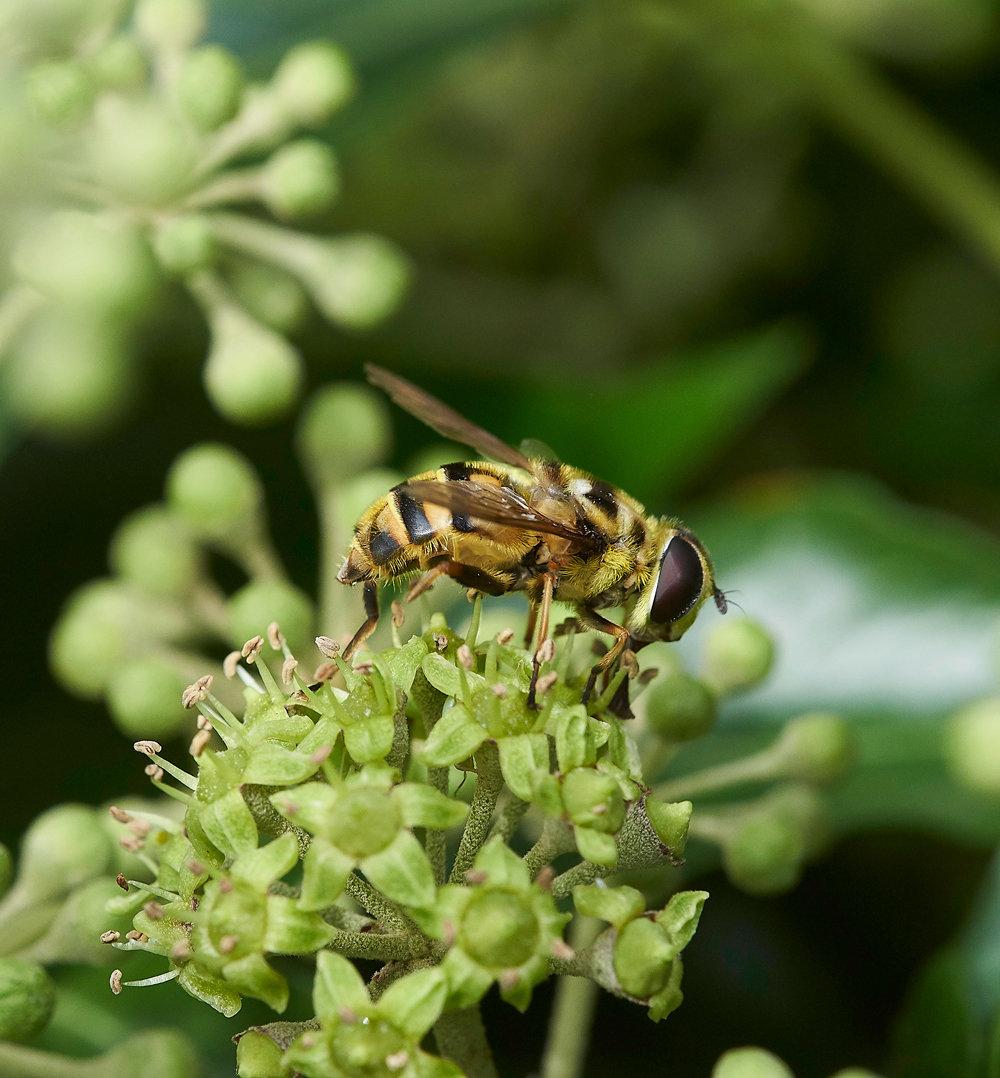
338, 462, 537, 585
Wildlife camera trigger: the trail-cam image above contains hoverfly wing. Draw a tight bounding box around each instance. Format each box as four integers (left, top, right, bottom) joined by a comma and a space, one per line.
518, 437, 560, 463
365, 365, 534, 473
399, 479, 597, 546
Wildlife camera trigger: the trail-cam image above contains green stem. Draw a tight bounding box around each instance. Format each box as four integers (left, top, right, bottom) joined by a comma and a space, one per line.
426, 766, 451, 886
540, 917, 604, 1078
449, 743, 503, 883
523, 818, 577, 879
654, 745, 783, 802
433, 1006, 499, 1078
344, 874, 413, 935
789, 24, 1000, 275
326, 930, 428, 962
551, 860, 608, 901
487, 795, 530, 844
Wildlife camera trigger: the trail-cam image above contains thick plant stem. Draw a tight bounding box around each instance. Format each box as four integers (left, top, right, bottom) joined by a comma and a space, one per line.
523, 817, 577, 879
449, 743, 503, 883
426, 766, 451, 885
344, 874, 412, 934
540, 917, 604, 1078
433, 1006, 499, 1078
653, 744, 784, 802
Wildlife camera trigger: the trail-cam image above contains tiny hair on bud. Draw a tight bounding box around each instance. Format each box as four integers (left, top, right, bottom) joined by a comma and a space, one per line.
110, 970, 123, 995
189, 729, 211, 757
281, 657, 299, 684
551, 938, 575, 960
267, 621, 283, 650
537, 672, 558, 694
315, 635, 340, 658
108, 805, 132, 824
223, 651, 241, 678
311, 745, 332, 765
241, 635, 264, 660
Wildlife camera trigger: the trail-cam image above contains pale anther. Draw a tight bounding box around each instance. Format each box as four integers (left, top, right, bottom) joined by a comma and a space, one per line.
133, 740, 161, 756
281, 657, 299, 684
241, 636, 264, 660
535, 866, 555, 891
129, 819, 150, 837
491, 683, 508, 699
267, 621, 283, 650
119, 834, 144, 853
537, 672, 558, 694
391, 600, 405, 627
144, 764, 164, 782
218, 934, 238, 954
537, 638, 556, 664
110, 970, 122, 995
497, 628, 515, 645
223, 651, 241, 679
464, 869, 487, 885
551, 938, 576, 961
386, 1051, 409, 1071
108, 805, 132, 824
100, 930, 120, 944
315, 635, 340, 658
435, 634, 448, 652
313, 661, 337, 682
457, 644, 474, 670
197, 714, 212, 731
355, 660, 374, 674
171, 940, 193, 961
311, 745, 332, 765
143, 901, 164, 921
189, 729, 211, 757
621, 649, 639, 679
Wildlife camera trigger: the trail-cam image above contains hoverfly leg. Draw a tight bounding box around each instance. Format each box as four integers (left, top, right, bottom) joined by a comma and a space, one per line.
527, 574, 556, 710
577, 608, 631, 715
343, 582, 380, 661
524, 602, 539, 650
405, 564, 448, 602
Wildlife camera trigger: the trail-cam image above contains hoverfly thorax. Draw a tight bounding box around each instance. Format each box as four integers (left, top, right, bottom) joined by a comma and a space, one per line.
630, 524, 719, 643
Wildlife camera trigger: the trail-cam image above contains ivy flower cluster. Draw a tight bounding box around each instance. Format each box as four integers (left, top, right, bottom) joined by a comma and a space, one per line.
0, 0, 408, 436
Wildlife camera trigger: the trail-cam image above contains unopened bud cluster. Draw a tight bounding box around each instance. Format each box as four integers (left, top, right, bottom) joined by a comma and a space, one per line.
0, 0, 409, 437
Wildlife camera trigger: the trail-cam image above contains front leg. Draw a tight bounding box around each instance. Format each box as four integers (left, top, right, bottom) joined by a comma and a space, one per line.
578, 607, 632, 716
344, 581, 380, 661
526, 572, 556, 710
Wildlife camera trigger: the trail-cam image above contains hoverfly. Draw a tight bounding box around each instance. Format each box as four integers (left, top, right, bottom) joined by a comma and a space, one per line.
337, 365, 725, 717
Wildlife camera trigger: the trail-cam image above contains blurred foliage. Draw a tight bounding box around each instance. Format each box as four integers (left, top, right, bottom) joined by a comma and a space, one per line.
7, 0, 1000, 1074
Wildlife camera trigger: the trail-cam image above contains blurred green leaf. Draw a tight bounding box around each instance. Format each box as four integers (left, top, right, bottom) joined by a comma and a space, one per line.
655, 470, 1000, 845
515, 322, 811, 505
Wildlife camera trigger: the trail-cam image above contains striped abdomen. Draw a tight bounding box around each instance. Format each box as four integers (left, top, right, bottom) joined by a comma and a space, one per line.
338, 462, 537, 584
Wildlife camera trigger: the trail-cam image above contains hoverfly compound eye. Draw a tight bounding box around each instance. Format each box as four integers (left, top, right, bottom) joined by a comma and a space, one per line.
649, 535, 704, 624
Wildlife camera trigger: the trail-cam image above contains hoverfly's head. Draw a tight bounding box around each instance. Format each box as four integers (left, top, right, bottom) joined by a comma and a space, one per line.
631, 524, 724, 642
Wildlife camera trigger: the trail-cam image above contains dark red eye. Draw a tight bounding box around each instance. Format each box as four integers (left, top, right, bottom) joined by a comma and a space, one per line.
650, 536, 704, 624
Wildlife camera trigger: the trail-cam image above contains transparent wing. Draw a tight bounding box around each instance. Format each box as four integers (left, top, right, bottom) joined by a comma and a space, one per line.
366, 364, 534, 473
400, 480, 597, 546
519, 437, 560, 463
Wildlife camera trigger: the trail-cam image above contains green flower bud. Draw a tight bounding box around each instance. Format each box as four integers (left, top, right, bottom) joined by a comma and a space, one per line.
376, 967, 449, 1040
154, 216, 215, 276
231, 260, 307, 333
89, 34, 147, 90
613, 917, 675, 998
562, 768, 624, 834
200, 787, 258, 859
945, 697, 1000, 796
300, 837, 353, 910
418, 704, 488, 768
49, 580, 133, 697
106, 657, 188, 737
459, 890, 539, 969
644, 672, 716, 741
829, 1070, 883, 1078
13, 805, 112, 903
392, 782, 469, 831
227, 579, 313, 651
14, 212, 155, 314
775, 713, 854, 784
723, 815, 804, 896
296, 383, 392, 487
237, 1029, 293, 1078
91, 96, 198, 207
328, 787, 400, 858
261, 140, 339, 220
4, 312, 132, 437
110, 504, 201, 596
178, 45, 244, 131
25, 60, 94, 127
360, 831, 437, 909
0, 960, 54, 1041
100, 1028, 202, 1078
21, 877, 132, 964
264, 895, 333, 955
134, 0, 206, 51
203, 303, 303, 425
702, 619, 775, 697
273, 41, 355, 126
0, 845, 12, 900
712, 1047, 795, 1078
166, 443, 263, 542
